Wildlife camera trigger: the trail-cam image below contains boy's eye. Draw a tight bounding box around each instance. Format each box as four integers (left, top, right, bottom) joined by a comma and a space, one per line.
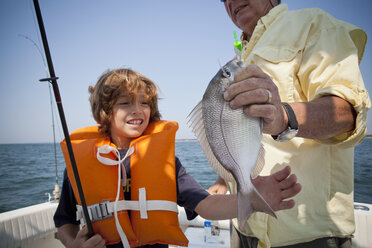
118, 102, 129, 105
141, 101, 149, 105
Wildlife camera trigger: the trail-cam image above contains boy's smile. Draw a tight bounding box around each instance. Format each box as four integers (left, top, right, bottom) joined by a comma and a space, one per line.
110, 91, 151, 148
127, 119, 143, 125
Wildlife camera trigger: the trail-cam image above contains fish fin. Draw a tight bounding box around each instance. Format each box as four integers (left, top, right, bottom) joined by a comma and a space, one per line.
250, 144, 265, 179
249, 145, 277, 218
249, 181, 277, 219
187, 102, 235, 182
237, 190, 254, 229
187, 101, 202, 128
237, 180, 277, 229
187, 101, 203, 124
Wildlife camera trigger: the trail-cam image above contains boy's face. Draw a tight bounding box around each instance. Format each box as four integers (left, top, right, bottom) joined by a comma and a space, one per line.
110, 90, 151, 148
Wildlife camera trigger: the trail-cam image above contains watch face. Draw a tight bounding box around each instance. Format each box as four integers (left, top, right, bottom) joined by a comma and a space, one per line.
278, 128, 298, 142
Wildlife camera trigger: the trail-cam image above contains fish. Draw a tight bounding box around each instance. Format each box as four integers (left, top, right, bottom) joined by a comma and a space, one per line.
188, 58, 276, 228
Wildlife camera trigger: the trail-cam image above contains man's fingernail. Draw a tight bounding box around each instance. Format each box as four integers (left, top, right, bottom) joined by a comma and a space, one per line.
224, 91, 229, 100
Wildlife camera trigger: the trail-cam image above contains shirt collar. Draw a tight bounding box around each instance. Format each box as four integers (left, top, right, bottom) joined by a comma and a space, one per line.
260, 4, 288, 30
240, 4, 288, 42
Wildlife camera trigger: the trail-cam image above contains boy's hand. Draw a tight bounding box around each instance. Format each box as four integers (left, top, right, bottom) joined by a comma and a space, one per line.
207, 176, 227, 194
68, 227, 106, 248
252, 166, 302, 211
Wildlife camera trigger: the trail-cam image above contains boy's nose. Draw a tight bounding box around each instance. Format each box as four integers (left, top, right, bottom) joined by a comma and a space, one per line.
131, 103, 141, 113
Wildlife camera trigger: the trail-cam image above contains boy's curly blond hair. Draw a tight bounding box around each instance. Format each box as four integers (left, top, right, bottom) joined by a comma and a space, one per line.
88, 68, 161, 136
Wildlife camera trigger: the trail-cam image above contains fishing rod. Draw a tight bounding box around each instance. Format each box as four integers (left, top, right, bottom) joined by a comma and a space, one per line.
32, 0, 93, 236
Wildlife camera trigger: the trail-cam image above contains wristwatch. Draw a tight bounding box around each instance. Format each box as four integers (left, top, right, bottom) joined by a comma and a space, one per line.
272, 103, 298, 142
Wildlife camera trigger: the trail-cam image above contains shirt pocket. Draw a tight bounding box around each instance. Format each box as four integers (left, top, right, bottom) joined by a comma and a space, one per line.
252, 45, 299, 63
250, 45, 304, 102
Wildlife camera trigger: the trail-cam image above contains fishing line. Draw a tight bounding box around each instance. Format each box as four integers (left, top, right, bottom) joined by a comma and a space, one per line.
18, 34, 61, 191
28, 0, 45, 63
32, 0, 94, 236
27, 0, 64, 154
218, 58, 230, 78
26, 0, 65, 193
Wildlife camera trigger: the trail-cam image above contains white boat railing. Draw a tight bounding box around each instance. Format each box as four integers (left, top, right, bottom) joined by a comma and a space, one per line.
0, 202, 371, 248
0, 202, 62, 248
353, 202, 372, 248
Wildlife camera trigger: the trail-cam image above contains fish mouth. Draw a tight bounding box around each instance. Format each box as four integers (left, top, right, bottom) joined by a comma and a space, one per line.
234, 4, 248, 16
127, 119, 143, 125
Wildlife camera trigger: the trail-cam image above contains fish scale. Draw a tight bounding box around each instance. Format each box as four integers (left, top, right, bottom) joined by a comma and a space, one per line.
188, 58, 276, 228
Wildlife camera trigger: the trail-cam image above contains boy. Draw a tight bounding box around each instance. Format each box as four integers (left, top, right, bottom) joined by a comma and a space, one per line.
54, 68, 301, 248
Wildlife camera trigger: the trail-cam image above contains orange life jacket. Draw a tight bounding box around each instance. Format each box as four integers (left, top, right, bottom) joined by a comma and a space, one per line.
60, 120, 188, 247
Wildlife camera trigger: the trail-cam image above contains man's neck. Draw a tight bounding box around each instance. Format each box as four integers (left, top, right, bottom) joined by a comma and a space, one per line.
242, 32, 251, 42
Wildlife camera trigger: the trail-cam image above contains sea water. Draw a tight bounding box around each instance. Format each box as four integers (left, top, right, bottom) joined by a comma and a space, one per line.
0, 138, 371, 213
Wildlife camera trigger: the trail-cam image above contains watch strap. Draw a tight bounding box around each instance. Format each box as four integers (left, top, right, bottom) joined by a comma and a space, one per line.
271, 102, 298, 140
282, 102, 298, 129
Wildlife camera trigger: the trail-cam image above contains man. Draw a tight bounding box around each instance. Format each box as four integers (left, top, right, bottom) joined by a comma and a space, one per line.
211, 0, 371, 247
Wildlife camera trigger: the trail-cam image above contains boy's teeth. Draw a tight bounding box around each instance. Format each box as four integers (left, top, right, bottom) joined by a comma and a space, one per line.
128, 120, 142, 124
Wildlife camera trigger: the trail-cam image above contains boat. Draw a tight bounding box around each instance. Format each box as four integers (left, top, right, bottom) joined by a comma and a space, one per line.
0, 194, 371, 248
2, 1, 370, 248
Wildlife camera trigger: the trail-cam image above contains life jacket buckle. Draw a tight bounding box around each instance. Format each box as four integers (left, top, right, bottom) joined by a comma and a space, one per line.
89, 201, 113, 222
77, 201, 113, 225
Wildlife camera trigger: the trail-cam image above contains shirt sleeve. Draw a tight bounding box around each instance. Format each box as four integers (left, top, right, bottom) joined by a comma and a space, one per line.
175, 157, 210, 220
298, 15, 371, 146
53, 169, 79, 228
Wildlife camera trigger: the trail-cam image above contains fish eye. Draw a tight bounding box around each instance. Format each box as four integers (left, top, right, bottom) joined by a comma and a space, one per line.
221, 67, 231, 78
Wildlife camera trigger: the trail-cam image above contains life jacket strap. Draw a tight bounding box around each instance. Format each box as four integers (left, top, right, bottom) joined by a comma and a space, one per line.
76, 189, 179, 224
76, 145, 179, 248
108, 188, 179, 218
97, 144, 133, 248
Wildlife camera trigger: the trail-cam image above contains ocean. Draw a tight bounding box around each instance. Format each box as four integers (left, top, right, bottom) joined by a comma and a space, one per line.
0, 138, 371, 213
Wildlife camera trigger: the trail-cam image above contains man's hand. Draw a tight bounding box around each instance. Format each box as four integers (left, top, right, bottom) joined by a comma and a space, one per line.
224, 64, 357, 139
224, 64, 288, 135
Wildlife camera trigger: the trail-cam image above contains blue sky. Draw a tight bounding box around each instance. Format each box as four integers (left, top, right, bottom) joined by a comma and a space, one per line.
0, 0, 371, 144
